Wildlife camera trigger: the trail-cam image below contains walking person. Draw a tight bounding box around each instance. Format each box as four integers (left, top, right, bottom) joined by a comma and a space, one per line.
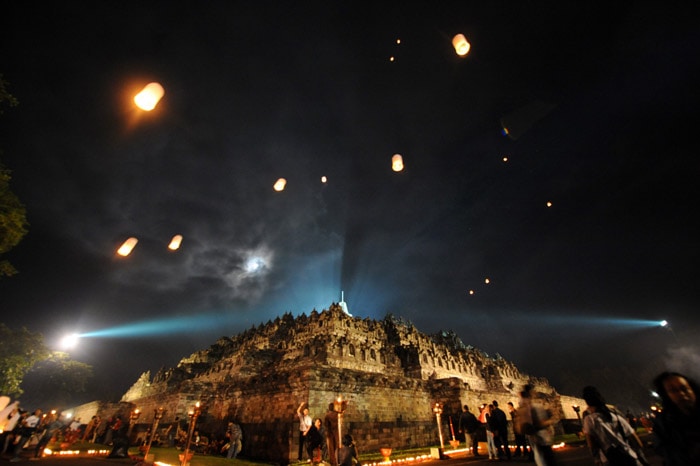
582, 385, 643, 466
517, 386, 557, 466
10, 408, 42, 462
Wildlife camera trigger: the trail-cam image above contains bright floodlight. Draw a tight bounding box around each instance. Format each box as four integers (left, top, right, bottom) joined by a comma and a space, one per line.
659, 320, 668, 327
134, 82, 165, 111
60, 333, 80, 349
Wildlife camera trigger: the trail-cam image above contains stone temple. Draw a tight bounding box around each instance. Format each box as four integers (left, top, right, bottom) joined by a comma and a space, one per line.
78, 304, 581, 463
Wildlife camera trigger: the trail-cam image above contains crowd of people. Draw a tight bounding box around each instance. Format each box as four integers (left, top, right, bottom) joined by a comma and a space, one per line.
1, 370, 697, 465
452, 371, 699, 466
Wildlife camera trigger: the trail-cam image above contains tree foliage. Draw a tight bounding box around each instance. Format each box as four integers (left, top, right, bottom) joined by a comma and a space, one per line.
22, 352, 94, 408
0, 323, 49, 397
0, 74, 27, 278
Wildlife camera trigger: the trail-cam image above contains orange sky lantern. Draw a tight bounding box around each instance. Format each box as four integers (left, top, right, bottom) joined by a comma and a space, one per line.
392, 154, 404, 172
134, 82, 165, 111
452, 34, 471, 56
117, 237, 138, 256
168, 234, 183, 250
273, 178, 287, 191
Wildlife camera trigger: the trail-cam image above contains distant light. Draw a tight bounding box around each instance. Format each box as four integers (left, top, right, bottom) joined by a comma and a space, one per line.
168, 235, 183, 251
392, 154, 404, 172
502, 156, 508, 162
484, 278, 490, 284
273, 178, 287, 191
117, 237, 138, 256
134, 82, 164, 111
502, 127, 510, 136
452, 34, 471, 56
396, 39, 401, 44
546, 201, 553, 208
60, 333, 80, 349
468, 290, 475, 295
389, 56, 395, 62
321, 176, 328, 183
659, 320, 668, 327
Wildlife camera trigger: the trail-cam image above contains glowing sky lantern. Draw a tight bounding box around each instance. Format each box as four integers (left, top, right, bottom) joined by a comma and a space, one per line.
134, 82, 165, 111
452, 34, 471, 56
273, 178, 287, 191
546, 201, 553, 208
321, 175, 327, 183
485, 278, 490, 284
117, 237, 138, 256
168, 234, 183, 250
392, 154, 404, 172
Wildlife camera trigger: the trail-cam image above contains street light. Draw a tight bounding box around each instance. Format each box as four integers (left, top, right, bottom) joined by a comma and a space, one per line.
143, 408, 164, 461
181, 402, 202, 466
433, 402, 444, 449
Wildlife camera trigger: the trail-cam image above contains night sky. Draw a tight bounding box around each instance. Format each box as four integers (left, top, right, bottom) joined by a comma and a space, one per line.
2, 2, 699, 411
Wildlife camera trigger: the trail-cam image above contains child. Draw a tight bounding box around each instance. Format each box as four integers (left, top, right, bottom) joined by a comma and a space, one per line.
338, 434, 359, 466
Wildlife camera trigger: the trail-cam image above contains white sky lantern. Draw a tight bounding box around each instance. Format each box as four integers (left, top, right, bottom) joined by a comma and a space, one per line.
321, 175, 327, 183
134, 82, 165, 111
168, 234, 183, 250
273, 178, 287, 191
117, 237, 138, 256
392, 154, 404, 172
452, 34, 471, 56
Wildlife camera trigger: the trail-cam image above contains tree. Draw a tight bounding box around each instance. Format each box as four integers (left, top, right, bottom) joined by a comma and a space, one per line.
21, 352, 94, 408
0, 323, 49, 397
0, 74, 27, 278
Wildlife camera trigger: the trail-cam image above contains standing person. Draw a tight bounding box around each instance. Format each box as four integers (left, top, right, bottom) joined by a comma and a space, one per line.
337, 434, 359, 466
652, 371, 700, 466
484, 404, 498, 460
491, 401, 512, 460
518, 386, 557, 466
82, 415, 98, 442
297, 402, 312, 462
508, 401, 529, 457
10, 408, 42, 462
324, 403, 340, 466
305, 419, 324, 464
458, 405, 480, 457
582, 385, 643, 466
225, 421, 243, 459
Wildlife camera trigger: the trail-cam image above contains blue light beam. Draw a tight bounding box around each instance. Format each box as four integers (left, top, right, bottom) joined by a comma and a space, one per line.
79, 313, 232, 339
